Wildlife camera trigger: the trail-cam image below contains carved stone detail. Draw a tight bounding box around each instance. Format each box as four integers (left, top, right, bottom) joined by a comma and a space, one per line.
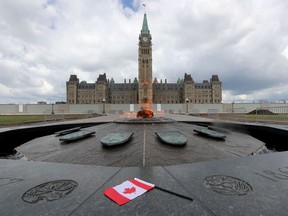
22, 180, 78, 203
204, 175, 252, 196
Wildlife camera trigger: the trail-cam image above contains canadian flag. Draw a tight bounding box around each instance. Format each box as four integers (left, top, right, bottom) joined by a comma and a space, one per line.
104, 178, 155, 205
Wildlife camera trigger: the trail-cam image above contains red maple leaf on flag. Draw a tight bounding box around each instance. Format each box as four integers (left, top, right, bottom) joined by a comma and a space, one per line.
123, 187, 136, 194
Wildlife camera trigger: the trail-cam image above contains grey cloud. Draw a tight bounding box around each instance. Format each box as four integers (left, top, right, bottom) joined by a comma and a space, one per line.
1, 0, 288, 103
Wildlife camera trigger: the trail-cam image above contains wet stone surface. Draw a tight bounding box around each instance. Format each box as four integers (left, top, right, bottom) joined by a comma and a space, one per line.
17, 121, 266, 166
114, 116, 175, 124
1, 152, 288, 215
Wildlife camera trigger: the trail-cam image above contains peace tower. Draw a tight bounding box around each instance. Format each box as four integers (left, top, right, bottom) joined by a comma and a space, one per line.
66, 13, 222, 105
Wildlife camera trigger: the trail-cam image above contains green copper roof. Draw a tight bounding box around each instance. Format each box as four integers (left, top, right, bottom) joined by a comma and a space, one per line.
141, 13, 149, 34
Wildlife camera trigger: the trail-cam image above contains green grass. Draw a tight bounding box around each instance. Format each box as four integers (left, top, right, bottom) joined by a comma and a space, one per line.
227, 114, 288, 123
0, 115, 45, 123
244, 114, 288, 120
0, 114, 96, 125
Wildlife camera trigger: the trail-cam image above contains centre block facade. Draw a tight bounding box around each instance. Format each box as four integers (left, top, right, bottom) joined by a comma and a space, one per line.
66, 14, 222, 105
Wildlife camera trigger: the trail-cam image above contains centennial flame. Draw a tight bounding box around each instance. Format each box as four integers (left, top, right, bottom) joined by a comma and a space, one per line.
137, 106, 154, 118
137, 83, 154, 118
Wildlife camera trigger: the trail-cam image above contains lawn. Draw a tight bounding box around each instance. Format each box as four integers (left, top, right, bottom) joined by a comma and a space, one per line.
245, 114, 288, 120
0, 115, 45, 124
226, 113, 288, 124
0, 114, 98, 125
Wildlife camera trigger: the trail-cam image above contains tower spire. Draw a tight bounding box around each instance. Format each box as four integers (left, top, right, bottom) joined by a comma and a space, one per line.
141, 13, 149, 35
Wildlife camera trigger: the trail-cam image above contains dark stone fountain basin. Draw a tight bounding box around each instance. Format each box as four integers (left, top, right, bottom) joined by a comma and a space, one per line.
16, 121, 266, 167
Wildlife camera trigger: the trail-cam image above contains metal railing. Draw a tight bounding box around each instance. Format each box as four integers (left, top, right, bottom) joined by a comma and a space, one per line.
255, 106, 288, 124
222, 106, 288, 124
44, 110, 65, 122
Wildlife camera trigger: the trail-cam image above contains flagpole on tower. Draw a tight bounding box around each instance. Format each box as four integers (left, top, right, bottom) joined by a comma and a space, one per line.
142, 3, 146, 13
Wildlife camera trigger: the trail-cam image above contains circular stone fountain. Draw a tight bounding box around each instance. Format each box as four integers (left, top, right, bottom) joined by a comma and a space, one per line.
115, 116, 175, 124
16, 114, 267, 167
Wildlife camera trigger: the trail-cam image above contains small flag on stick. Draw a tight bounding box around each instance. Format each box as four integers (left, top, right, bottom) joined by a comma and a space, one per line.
104, 178, 193, 206
104, 178, 155, 205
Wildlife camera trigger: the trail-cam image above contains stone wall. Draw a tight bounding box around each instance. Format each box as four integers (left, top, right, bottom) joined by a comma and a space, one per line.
1, 103, 288, 115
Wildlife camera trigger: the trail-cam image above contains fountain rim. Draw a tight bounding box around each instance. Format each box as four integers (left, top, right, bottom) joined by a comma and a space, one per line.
114, 117, 176, 124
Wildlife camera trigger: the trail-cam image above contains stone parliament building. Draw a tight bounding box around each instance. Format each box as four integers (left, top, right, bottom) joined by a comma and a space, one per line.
66, 14, 222, 105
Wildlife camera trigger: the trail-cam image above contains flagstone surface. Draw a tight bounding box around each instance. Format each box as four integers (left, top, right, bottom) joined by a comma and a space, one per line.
1, 152, 288, 215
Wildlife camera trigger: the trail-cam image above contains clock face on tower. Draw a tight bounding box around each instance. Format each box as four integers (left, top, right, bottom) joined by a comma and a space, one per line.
143, 37, 148, 42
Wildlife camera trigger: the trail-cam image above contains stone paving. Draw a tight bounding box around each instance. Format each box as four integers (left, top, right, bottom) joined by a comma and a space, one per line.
1, 151, 288, 215
1, 113, 288, 215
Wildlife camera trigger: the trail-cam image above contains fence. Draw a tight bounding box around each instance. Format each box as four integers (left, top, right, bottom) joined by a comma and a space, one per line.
221, 106, 288, 124
44, 110, 65, 122
255, 106, 288, 124
208, 109, 219, 119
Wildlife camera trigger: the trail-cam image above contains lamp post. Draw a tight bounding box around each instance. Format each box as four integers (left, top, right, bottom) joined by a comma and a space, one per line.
51, 103, 55, 115
185, 98, 189, 113
102, 98, 106, 114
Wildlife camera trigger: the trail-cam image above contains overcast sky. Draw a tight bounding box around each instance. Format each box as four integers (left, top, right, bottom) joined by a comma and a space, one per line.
1, 0, 288, 104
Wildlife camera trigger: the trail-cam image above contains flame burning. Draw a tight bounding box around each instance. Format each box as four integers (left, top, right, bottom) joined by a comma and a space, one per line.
137, 106, 154, 118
